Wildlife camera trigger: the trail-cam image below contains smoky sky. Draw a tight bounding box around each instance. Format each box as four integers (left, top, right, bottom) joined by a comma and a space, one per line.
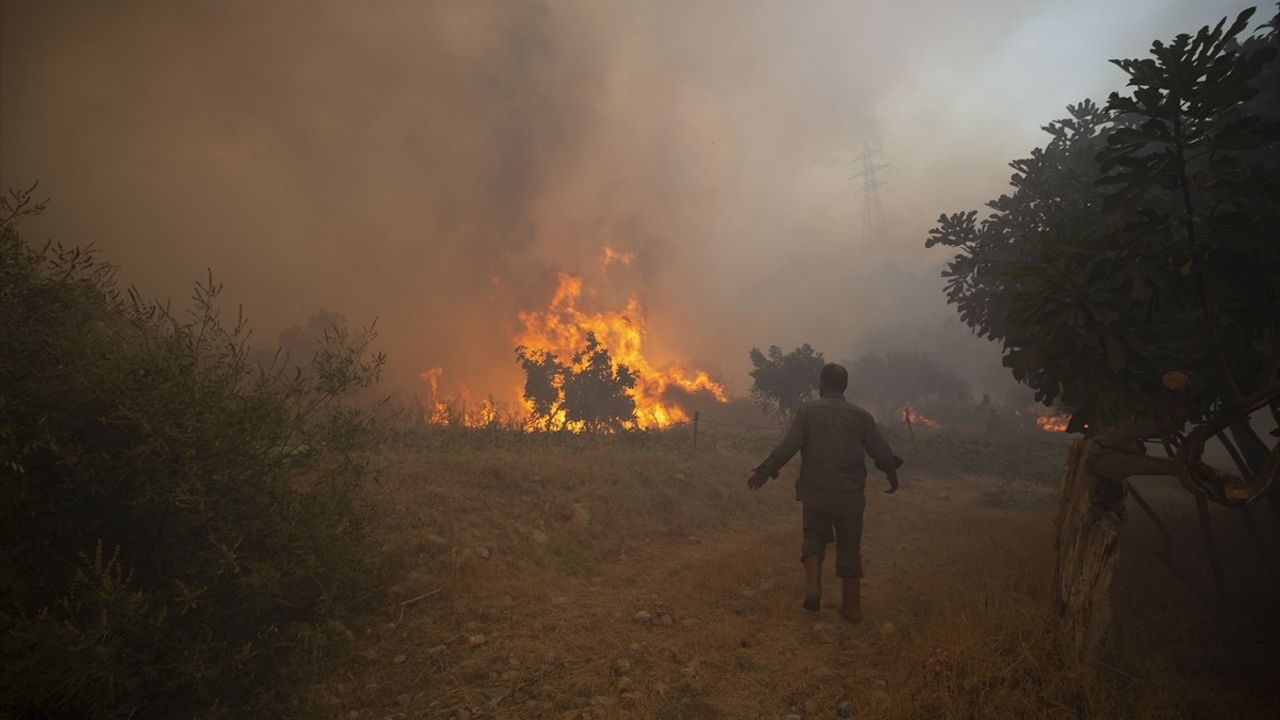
0, 0, 1259, 405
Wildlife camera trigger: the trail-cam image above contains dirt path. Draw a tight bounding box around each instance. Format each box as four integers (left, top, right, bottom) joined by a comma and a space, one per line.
321, 473, 1059, 719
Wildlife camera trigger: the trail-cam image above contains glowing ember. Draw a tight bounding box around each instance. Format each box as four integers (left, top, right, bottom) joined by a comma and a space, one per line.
900, 405, 942, 430
1036, 414, 1069, 432
515, 272, 726, 430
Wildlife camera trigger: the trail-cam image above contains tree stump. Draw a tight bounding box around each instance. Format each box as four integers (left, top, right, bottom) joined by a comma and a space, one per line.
1052, 437, 1127, 665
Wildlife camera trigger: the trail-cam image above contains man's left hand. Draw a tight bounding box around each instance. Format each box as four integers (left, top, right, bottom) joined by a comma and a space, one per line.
747, 470, 769, 490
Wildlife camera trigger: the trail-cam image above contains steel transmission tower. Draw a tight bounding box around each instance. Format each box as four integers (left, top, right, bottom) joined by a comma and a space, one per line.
849, 142, 889, 251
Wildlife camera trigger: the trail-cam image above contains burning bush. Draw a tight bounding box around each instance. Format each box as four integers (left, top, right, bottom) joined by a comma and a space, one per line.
516, 333, 638, 432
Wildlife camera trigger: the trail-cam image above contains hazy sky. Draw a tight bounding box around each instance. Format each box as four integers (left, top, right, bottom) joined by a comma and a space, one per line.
0, 0, 1262, 405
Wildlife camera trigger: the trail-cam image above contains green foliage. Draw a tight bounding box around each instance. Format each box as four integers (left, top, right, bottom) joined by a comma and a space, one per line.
0, 191, 388, 719
926, 8, 1280, 432
849, 350, 974, 419
516, 333, 637, 431
748, 343, 825, 421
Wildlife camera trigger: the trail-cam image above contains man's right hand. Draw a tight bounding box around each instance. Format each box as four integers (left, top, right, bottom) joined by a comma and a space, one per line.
747, 470, 769, 490
884, 472, 900, 494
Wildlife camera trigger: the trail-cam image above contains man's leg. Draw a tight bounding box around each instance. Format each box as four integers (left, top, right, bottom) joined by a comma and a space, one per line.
801, 508, 833, 612
833, 495, 867, 623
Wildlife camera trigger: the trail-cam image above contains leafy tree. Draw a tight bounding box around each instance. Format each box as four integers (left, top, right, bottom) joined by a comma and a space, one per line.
516, 332, 636, 431
925, 8, 1280, 664
561, 335, 637, 432
0, 188, 387, 718
516, 346, 565, 430
925, 7, 1279, 455
748, 343, 825, 421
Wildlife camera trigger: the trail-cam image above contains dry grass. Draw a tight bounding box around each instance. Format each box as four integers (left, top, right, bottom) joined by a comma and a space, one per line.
307, 429, 1279, 719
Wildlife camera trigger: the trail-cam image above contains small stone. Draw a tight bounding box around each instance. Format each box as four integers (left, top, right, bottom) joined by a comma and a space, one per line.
632, 610, 653, 623
837, 700, 854, 718
477, 546, 491, 560
680, 661, 699, 677
428, 644, 447, 655
654, 681, 667, 695
393, 653, 407, 664
570, 503, 590, 528
397, 693, 411, 706
879, 622, 898, 638
551, 596, 572, 605
531, 529, 549, 545
425, 534, 449, 546
501, 670, 520, 681
872, 678, 888, 689
659, 613, 674, 626
688, 536, 702, 544
615, 676, 634, 692
613, 658, 632, 674
468, 634, 487, 646
591, 695, 615, 707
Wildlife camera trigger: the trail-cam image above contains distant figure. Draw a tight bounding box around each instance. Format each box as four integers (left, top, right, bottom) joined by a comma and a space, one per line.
975, 392, 999, 432
747, 363, 902, 624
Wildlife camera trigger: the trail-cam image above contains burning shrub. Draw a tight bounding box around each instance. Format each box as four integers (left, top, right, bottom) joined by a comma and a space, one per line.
517, 332, 638, 431
0, 192, 386, 719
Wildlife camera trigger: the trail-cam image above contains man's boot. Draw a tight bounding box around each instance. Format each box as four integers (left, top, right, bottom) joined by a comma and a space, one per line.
840, 577, 862, 624
802, 555, 822, 612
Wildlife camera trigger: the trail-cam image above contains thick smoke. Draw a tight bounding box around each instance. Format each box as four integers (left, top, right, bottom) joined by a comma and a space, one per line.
0, 0, 1251, 406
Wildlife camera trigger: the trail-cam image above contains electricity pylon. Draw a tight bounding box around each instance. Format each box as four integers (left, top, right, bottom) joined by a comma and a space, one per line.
849, 142, 889, 251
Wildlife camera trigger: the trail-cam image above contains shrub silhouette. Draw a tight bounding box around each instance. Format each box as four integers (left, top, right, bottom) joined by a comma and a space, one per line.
748, 343, 825, 421
0, 188, 387, 718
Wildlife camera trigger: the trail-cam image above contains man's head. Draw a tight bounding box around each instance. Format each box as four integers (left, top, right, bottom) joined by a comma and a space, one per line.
819, 362, 848, 396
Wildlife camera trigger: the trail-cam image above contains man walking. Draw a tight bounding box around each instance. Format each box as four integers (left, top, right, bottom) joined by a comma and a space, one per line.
747, 363, 902, 623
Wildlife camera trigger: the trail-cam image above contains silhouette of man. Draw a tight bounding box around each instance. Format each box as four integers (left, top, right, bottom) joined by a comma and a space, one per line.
747, 363, 902, 623
976, 392, 999, 432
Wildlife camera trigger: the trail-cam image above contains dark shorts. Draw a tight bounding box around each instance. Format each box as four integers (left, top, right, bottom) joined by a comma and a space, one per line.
801, 496, 866, 578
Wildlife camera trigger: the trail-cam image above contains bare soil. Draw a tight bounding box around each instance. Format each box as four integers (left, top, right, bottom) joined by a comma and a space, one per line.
310, 434, 1279, 719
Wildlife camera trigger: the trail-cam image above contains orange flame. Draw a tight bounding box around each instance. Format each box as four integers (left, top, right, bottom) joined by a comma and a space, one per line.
900, 405, 942, 430
1036, 414, 1069, 432
515, 272, 725, 430
419, 367, 452, 425
600, 246, 635, 270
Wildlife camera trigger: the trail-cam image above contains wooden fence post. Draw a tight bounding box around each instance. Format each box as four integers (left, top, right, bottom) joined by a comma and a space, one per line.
693, 411, 699, 451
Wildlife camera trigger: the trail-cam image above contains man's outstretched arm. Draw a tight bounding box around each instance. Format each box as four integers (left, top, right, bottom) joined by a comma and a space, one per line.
747, 408, 805, 489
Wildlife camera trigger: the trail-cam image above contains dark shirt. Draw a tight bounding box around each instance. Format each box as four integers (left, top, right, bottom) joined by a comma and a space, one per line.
755, 392, 900, 516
